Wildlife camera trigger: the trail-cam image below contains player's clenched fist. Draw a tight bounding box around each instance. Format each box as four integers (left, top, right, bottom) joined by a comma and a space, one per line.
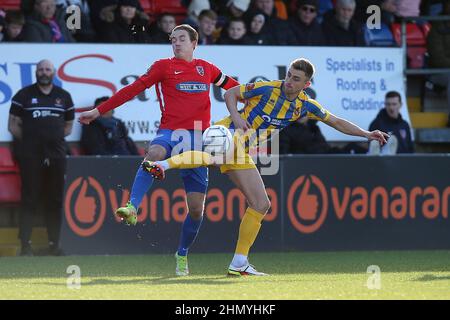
78, 108, 100, 125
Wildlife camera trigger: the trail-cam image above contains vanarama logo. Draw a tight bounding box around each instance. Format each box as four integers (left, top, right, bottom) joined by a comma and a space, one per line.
64, 175, 279, 237
65, 177, 106, 237
288, 175, 450, 234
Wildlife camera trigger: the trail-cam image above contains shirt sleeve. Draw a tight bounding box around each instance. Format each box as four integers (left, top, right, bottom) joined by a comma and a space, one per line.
96, 60, 164, 115
65, 93, 75, 121
304, 99, 331, 122
138, 60, 165, 88
239, 82, 271, 100
209, 62, 240, 90
9, 90, 25, 118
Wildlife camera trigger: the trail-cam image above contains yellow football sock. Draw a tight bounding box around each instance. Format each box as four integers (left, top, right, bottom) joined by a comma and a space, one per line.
167, 151, 212, 169
235, 207, 265, 256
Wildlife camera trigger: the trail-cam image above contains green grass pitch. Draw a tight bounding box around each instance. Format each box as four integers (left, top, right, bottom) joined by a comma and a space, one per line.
1, 251, 449, 299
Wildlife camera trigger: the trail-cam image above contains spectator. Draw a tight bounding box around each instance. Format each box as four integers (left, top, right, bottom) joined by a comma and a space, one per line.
184, 0, 211, 28
217, 17, 251, 44
7, 59, 74, 256
368, 91, 414, 154
2, 11, 26, 42
197, 9, 218, 45
23, 0, 75, 42
149, 13, 176, 44
289, 0, 326, 46
55, 0, 97, 42
427, 0, 450, 127
245, 10, 274, 45
246, 0, 297, 45
100, 0, 151, 43
227, 0, 251, 18
255, 0, 287, 20
280, 117, 367, 154
322, 0, 365, 46
80, 96, 139, 156
380, 0, 398, 25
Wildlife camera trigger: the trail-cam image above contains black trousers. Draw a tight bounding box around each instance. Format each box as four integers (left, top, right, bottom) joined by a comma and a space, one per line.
18, 156, 66, 246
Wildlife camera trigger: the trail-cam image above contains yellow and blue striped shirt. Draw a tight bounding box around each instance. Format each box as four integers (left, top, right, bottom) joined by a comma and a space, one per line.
216, 80, 331, 146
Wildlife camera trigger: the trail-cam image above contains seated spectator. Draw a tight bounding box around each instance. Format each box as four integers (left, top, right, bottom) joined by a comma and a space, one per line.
380, 0, 398, 25
184, 0, 211, 28
255, 0, 287, 20
280, 117, 367, 154
427, 0, 450, 127
217, 17, 251, 44
23, 0, 75, 42
289, 0, 326, 46
197, 9, 219, 45
55, 0, 96, 42
81, 96, 139, 155
149, 13, 176, 44
246, 0, 296, 45
322, 0, 366, 46
100, 0, 151, 43
245, 10, 274, 45
2, 11, 26, 42
368, 91, 414, 155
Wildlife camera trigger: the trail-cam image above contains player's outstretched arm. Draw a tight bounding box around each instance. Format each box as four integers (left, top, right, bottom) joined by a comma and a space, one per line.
325, 114, 389, 146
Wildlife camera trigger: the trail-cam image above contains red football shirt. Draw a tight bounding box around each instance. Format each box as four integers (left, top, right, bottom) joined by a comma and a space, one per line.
97, 57, 239, 130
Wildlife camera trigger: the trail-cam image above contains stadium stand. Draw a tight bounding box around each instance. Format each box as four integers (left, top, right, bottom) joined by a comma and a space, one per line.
0, 0, 20, 11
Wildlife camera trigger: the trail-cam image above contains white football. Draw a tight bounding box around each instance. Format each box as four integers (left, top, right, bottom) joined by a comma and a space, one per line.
202, 125, 233, 156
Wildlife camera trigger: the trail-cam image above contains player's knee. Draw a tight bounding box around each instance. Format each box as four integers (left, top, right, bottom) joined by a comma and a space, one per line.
145, 146, 166, 161
251, 198, 271, 214
188, 207, 204, 219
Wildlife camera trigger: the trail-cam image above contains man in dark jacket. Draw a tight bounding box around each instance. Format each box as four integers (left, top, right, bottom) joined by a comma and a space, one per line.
289, 0, 326, 46
23, 0, 75, 42
321, 0, 366, 46
81, 96, 139, 155
368, 91, 414, 154
427, 0, 450, 127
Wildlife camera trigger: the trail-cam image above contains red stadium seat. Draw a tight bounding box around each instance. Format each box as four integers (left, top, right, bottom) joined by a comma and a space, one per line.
141, 0, 187, 23
0, 0, 21, 10
391, 23, 428, 68
0, 173, 21, 204
0, 147, 19, 173
407, 47, 427, 69
0, 147, 21, 204
391, 23, 427, 46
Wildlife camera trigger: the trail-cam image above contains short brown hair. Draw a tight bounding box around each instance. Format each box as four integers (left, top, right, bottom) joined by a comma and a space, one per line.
290, 58, 315, 80
199, 9, 218, 21
5, 10, 25, 26
171, 24, 199, 42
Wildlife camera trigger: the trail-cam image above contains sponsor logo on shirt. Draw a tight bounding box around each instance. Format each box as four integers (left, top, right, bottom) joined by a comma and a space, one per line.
262, 115, 282, 126
32, 110, 60, 118
176, 82, 208, 93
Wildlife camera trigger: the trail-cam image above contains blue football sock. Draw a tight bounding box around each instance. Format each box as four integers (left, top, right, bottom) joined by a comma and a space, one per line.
129, 167, 153, 210
177, 214, 203, 256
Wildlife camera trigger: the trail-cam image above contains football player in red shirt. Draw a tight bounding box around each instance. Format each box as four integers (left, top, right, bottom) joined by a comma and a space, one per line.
79, 24, 239, 276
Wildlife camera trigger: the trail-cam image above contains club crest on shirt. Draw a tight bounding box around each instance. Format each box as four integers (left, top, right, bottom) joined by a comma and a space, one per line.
31, 98, 38, 104
55, 98, 62, 106
196, 66, 204, 76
